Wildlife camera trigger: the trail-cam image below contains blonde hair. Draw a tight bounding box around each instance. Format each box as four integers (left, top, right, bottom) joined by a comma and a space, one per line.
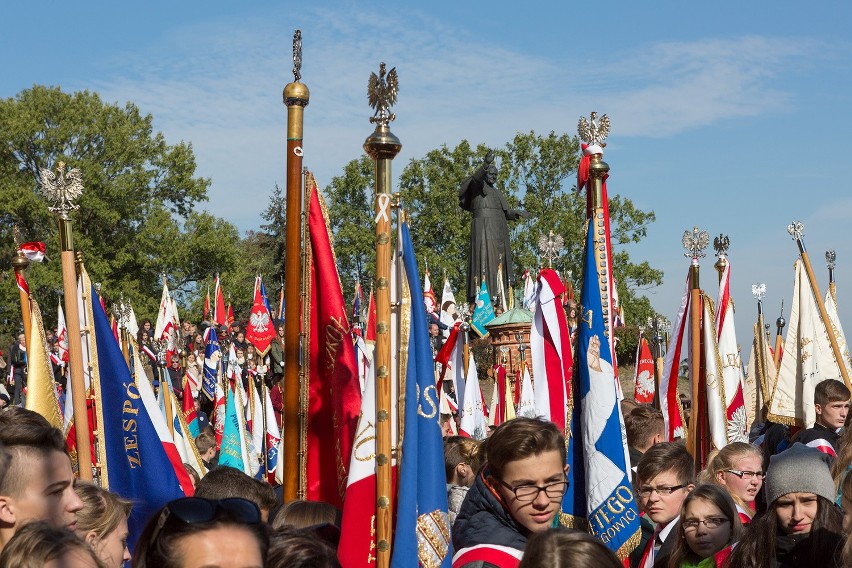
702, 442, 762, 510
0, 521, 105, 568
74, 482, 133, 539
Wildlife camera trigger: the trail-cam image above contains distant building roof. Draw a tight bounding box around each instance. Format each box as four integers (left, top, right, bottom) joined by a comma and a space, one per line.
485, 307, 533, 328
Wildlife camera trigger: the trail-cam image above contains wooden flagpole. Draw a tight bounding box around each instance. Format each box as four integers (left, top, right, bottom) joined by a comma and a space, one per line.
282, 30, 309, 502
39, 162, 93, 481
364, 61, 401, 568
683, 227, 709, 472
10, 230, 31, 352
788, 222, 852, 390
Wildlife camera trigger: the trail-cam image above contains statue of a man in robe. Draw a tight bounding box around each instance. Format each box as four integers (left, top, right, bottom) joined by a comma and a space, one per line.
458, 151, 529, 305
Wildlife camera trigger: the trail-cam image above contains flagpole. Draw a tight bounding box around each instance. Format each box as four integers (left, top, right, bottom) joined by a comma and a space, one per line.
827, 250, 837, 304
787, 222, 852, 390
282, 30, 309, 502
683, 227, 708, 471
38, 162, 93, 481
752, 284, 771, 406
364, 61, 401, 568
10, 229, 31, 351
773, 301, 785, 369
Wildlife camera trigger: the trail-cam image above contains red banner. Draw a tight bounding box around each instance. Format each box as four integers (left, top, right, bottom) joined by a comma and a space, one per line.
306, 173, 361, 507
633, 336, 655, 404
246, 278, 275, 356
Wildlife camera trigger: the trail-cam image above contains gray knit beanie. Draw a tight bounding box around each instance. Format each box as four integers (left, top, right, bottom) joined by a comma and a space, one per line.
765, 442, 836, 505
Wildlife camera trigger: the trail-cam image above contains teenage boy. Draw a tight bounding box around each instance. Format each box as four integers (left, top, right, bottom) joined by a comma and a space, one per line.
625, 405, 665, 481
452, 417, 569, 568
796, 378, 850, 454
0, 407, 84, 552
632, 442, 695, 568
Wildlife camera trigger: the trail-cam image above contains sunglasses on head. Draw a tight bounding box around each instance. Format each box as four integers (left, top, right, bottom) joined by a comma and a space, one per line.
151, 497, 261, 543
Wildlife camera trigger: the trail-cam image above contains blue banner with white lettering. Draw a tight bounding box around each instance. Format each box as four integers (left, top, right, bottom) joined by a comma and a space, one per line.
92, 287, 188, 549
390, 221, 452, 567
564, 220, 640, 558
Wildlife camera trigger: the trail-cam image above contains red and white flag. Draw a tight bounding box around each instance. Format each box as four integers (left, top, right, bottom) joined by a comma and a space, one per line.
529, 269, 573, 432
423, 268, 437, 313
245, 276, 275, 356
713, 263, 748, 444
633, 334, 655, 404
18, 241, 46, 262
56, 302, 69, 363
659, 273, 689, 441
214, 276, 226, 326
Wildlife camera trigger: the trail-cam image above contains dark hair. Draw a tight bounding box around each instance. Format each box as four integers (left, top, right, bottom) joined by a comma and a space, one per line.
486, 417, 565, 480
625, 405, 664, 451
194, 466, 278, 515
271, 500, 341, 531
727, 495, 842, 568
0, 408, 68, 497
444, 436, 482, 480
666, 484, 741, 568
133, 499, 269, 568
0, 521, 105, 568
518, 528, 621, 568
636, 442, 695, 487
814, 378, 851, 407
267, 526, 340, 568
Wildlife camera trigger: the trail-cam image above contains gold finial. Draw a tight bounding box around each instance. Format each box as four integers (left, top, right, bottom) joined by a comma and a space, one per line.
292, 29, 302, 82
368, 63, 399, 127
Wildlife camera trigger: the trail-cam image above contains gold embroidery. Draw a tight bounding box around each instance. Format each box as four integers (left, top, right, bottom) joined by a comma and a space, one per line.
415, 510, 450, 568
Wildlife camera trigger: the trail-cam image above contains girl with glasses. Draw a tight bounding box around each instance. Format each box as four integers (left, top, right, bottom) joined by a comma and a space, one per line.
700, 442, 763, 525
665, 484, 741, 568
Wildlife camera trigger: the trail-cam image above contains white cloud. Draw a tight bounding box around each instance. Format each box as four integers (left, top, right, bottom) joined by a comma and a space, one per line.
83, 6, 829, 231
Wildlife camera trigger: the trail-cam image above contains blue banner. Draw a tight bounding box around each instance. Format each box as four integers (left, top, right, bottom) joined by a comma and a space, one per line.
470, 280, 495, 337
202, 328, 220, 401
564, 220, 641, 558
390, 221, 452, 568
92, 287, 186, 549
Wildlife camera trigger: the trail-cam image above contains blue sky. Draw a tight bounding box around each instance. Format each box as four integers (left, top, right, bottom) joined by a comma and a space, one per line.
3, 1, 852, 350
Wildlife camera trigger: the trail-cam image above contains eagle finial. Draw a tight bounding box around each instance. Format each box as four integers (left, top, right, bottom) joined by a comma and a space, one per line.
368, 62, 399, 127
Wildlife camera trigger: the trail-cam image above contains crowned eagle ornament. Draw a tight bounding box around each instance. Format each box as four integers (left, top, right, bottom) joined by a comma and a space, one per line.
368, 62, 398, 126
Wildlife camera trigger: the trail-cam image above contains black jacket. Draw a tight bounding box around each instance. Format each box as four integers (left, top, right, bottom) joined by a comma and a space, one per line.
452, 468, 528, 567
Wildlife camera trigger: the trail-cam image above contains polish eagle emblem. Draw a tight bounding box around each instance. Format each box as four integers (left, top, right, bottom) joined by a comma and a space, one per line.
40, 161, 84, 215
577, 111, 611, 147
368, 62, 399, 126
250, 311, 271, 333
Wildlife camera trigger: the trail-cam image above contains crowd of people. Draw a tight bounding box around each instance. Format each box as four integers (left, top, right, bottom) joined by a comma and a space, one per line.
4, 308, 852, 567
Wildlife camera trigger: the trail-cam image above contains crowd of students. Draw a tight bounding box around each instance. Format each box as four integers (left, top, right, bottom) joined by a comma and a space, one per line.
439, 377, 852, 568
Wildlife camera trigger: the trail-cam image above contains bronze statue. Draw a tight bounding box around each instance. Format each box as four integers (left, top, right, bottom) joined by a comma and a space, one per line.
459, 151, 529, 304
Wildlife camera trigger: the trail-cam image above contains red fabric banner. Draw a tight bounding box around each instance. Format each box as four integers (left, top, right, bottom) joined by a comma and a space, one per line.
246, 278, 275, 356
306, 174, 362, 507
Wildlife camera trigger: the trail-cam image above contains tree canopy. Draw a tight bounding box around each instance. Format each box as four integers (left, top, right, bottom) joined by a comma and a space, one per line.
0, 86, 240, 339
324, 131, 662, 325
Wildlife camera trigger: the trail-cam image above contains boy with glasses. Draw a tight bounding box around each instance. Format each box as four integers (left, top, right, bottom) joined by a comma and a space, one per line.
632, 442, 695, 568
452, 417, 569, 568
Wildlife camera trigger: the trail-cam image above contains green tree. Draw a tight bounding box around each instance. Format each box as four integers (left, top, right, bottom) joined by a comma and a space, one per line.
321, 156, 375, 304
0, 86, 238, 336
321, 131, 662, 326
258, 183, 286, 289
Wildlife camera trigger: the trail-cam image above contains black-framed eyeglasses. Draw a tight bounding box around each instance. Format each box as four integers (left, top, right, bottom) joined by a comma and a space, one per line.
150, 497, 261, 543
496, 479, 568, 502
724, 469, 764, 480
682, 517, 729, 531
637, 484, 688, 498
